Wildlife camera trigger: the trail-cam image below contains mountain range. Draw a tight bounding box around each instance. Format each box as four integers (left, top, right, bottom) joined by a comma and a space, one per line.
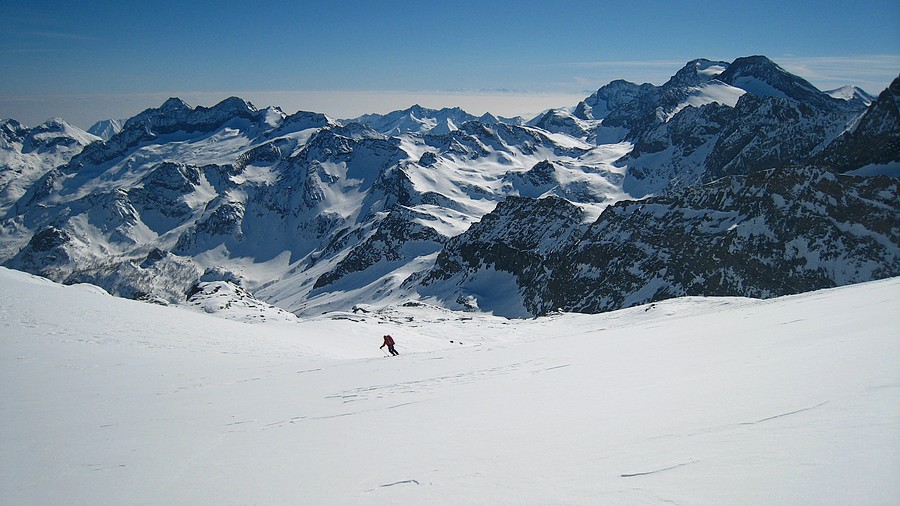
1, 55, 898, 317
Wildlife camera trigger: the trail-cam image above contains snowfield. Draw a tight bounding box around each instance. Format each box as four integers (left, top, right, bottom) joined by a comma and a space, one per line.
1, 267, 898, 505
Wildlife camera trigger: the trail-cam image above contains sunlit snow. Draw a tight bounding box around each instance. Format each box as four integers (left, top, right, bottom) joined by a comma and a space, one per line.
663, 81, 747, 121
2, 267, 898, 505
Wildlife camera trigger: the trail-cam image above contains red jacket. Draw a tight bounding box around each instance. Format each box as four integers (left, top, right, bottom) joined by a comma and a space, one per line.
381, 335, 395, 347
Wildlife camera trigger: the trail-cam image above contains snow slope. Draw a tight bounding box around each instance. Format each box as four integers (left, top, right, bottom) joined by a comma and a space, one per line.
2, 266, 898, 505
87, 118, 124, 141
662, 80, 746, 121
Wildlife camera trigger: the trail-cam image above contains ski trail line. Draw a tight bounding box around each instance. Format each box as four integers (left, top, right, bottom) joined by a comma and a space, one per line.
621, 460, 697, 478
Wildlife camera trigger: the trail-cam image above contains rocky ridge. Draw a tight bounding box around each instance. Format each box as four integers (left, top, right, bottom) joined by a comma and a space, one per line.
420, 167, 898, 315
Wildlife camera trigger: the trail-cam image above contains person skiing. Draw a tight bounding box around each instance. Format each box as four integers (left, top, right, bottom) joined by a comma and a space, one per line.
381, 334, 399, 356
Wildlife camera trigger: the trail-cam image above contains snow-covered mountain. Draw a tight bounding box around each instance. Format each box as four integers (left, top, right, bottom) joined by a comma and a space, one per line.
0, 118, 100, 253
826, 85, 877, 107
0, 94, 624, 314
814, 75, 900, 175
0, 55, 897, 317
417, 167, 898, 316
716, 56, 842, 108
2, 266, 898, 504
87, 118, 125, 141
595, 56, 875, 195
350, 105, 523, 136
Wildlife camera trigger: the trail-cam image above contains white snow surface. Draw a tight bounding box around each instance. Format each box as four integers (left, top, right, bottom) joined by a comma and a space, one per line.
664, 80, 747, 121
2, 267, 899, 504
730, 76, 792, 100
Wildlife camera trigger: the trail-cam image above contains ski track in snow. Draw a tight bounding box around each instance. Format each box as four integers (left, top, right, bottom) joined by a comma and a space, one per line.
621, 460, 698, 478
377, 479, 420, 488
739, 401, 830, 425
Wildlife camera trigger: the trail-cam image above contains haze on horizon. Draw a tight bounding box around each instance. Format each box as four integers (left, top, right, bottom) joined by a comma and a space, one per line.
2, 0, 898, 129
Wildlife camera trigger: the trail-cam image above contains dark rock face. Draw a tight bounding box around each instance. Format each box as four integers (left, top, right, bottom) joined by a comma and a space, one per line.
313, 207, 447, 290
418, 167, 899, 316
130, 162, 202, 234
576, 80, 658, 124
416, 196, 586, 312
541, 167, 899, 314
702, 93, 844, 180
20, 226, 71, 255
174, 201, 246, 254
813, 75, 900, 172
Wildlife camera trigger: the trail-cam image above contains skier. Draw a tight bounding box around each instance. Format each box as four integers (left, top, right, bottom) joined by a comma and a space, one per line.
381, 334, 399, 356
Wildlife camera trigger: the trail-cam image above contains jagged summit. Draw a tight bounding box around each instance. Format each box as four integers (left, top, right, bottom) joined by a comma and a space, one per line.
158, 97, 191, 112
88, 118, 124, 141
573, 79, 647, 121
268, 109, 337, 135
814, 74, 900, 173
478, 112, 499, 124
350, 104, 483, 135
526, 109, 592, 139
66, 97, 271, 171
5, 117, 100, 152
37, 117, 67, 128
827, 85, 876, 106
349, 104, 524, 136
663, 58, 730, 88
0, 118, 100, 218
716, 55, 840, 108
122, 96, 259, 133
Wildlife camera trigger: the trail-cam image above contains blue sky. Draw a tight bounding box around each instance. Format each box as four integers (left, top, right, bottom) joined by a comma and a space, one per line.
2, 0, 898, 128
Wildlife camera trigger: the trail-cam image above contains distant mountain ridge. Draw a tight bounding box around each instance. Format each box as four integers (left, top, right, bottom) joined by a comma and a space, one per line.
1, 55, 897, 317
349, 104, 523, 136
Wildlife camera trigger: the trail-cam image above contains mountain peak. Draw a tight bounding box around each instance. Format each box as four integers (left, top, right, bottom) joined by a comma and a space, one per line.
122, 96, 261, 135
28, 118, 98, 145
350, 104, 482, 135
200, 97, 258, 120
405, 104, 430, 117
213, 96, 257, 113
826, 85, 876, 106
160, 97, 191, 112
479, 112, 499, 124
1, 118, 24, 129
406, 104, 468, 117
692, 58, 730, 77
718, 56, 789, 85
36, 117, 69, 130
0, 118, 26, 142
716, 55, 832, 106
665, 58, 730, 88
574, 79, 651, 121
730, 54, 776, 66
88, 119, 124, 141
